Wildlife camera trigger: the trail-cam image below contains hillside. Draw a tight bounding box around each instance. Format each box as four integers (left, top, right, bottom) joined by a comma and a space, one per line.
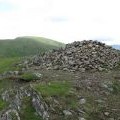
0, 36, 65, 57
0, 40, 120, 120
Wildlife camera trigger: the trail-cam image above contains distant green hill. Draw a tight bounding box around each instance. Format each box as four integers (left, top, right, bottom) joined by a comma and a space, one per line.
0, 36, 65, 57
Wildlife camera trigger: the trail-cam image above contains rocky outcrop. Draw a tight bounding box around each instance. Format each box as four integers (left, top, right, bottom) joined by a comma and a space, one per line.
32, 89, 49, 120
0, 85, 49, 120
1, 109, 20, 120
30, 40, 120, 72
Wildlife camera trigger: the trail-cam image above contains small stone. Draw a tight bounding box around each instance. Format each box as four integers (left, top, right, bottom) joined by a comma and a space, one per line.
53, 66, 59, 70
79, 98, 86, 104
43, 111, 49, 119
101, 83, 108, 88
63, 68, 69, 71
14, 71, 19, 75
95, 99, 105, 103
104, 112, 110, 116
53, 99, 59, 105
34, 73, 42, 78
47, 67, 52, 70
77, 109, 85, 114
79, 117, 86, 120
80, 68, 86, 72
63, 110, 72, 116
98, 67, 104, 71
22, 68, 26, 71
24, 60, 29, 64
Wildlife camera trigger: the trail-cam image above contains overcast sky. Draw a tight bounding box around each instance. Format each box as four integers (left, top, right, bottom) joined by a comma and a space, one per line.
0, 0, 120, 44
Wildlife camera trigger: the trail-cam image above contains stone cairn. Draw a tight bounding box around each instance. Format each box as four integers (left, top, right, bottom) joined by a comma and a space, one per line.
29, 40, 120, 72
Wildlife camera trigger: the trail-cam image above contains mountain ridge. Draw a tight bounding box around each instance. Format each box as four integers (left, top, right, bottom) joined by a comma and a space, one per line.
0, 36, 65, 57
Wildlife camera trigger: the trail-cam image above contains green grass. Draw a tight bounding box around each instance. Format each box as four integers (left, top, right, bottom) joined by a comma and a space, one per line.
20, 97, 42, 120
0, 57, 20, 73
35, 81, 71, 97
34, 81, 79, 113
19, 72, 39, 82
0, 36, 65, 57
0, 36, 64, 73
65, 97, 78, 109
0, 99, 8, 110
0, 79, 16, 96
111, 80, 120, 94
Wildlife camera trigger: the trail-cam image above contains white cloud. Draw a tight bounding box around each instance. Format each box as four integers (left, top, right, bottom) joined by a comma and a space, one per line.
0, 0, 120, 44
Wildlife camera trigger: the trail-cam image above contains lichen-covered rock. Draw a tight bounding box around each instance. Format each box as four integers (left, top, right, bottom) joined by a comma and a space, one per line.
31, 89, 49, 120
0, 86, 49, 120
1, 109, 20, 120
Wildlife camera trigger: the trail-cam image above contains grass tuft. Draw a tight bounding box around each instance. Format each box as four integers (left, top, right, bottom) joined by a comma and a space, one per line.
35, 81, 71, 97
19, 72, 40, 82
0, 99, 8, 111
20, 97, 42, 120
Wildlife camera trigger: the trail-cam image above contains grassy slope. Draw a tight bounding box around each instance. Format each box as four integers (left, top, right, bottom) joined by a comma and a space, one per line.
0, 36, 65, 57
0, 36, 64, 73
0, 57, 20, 73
